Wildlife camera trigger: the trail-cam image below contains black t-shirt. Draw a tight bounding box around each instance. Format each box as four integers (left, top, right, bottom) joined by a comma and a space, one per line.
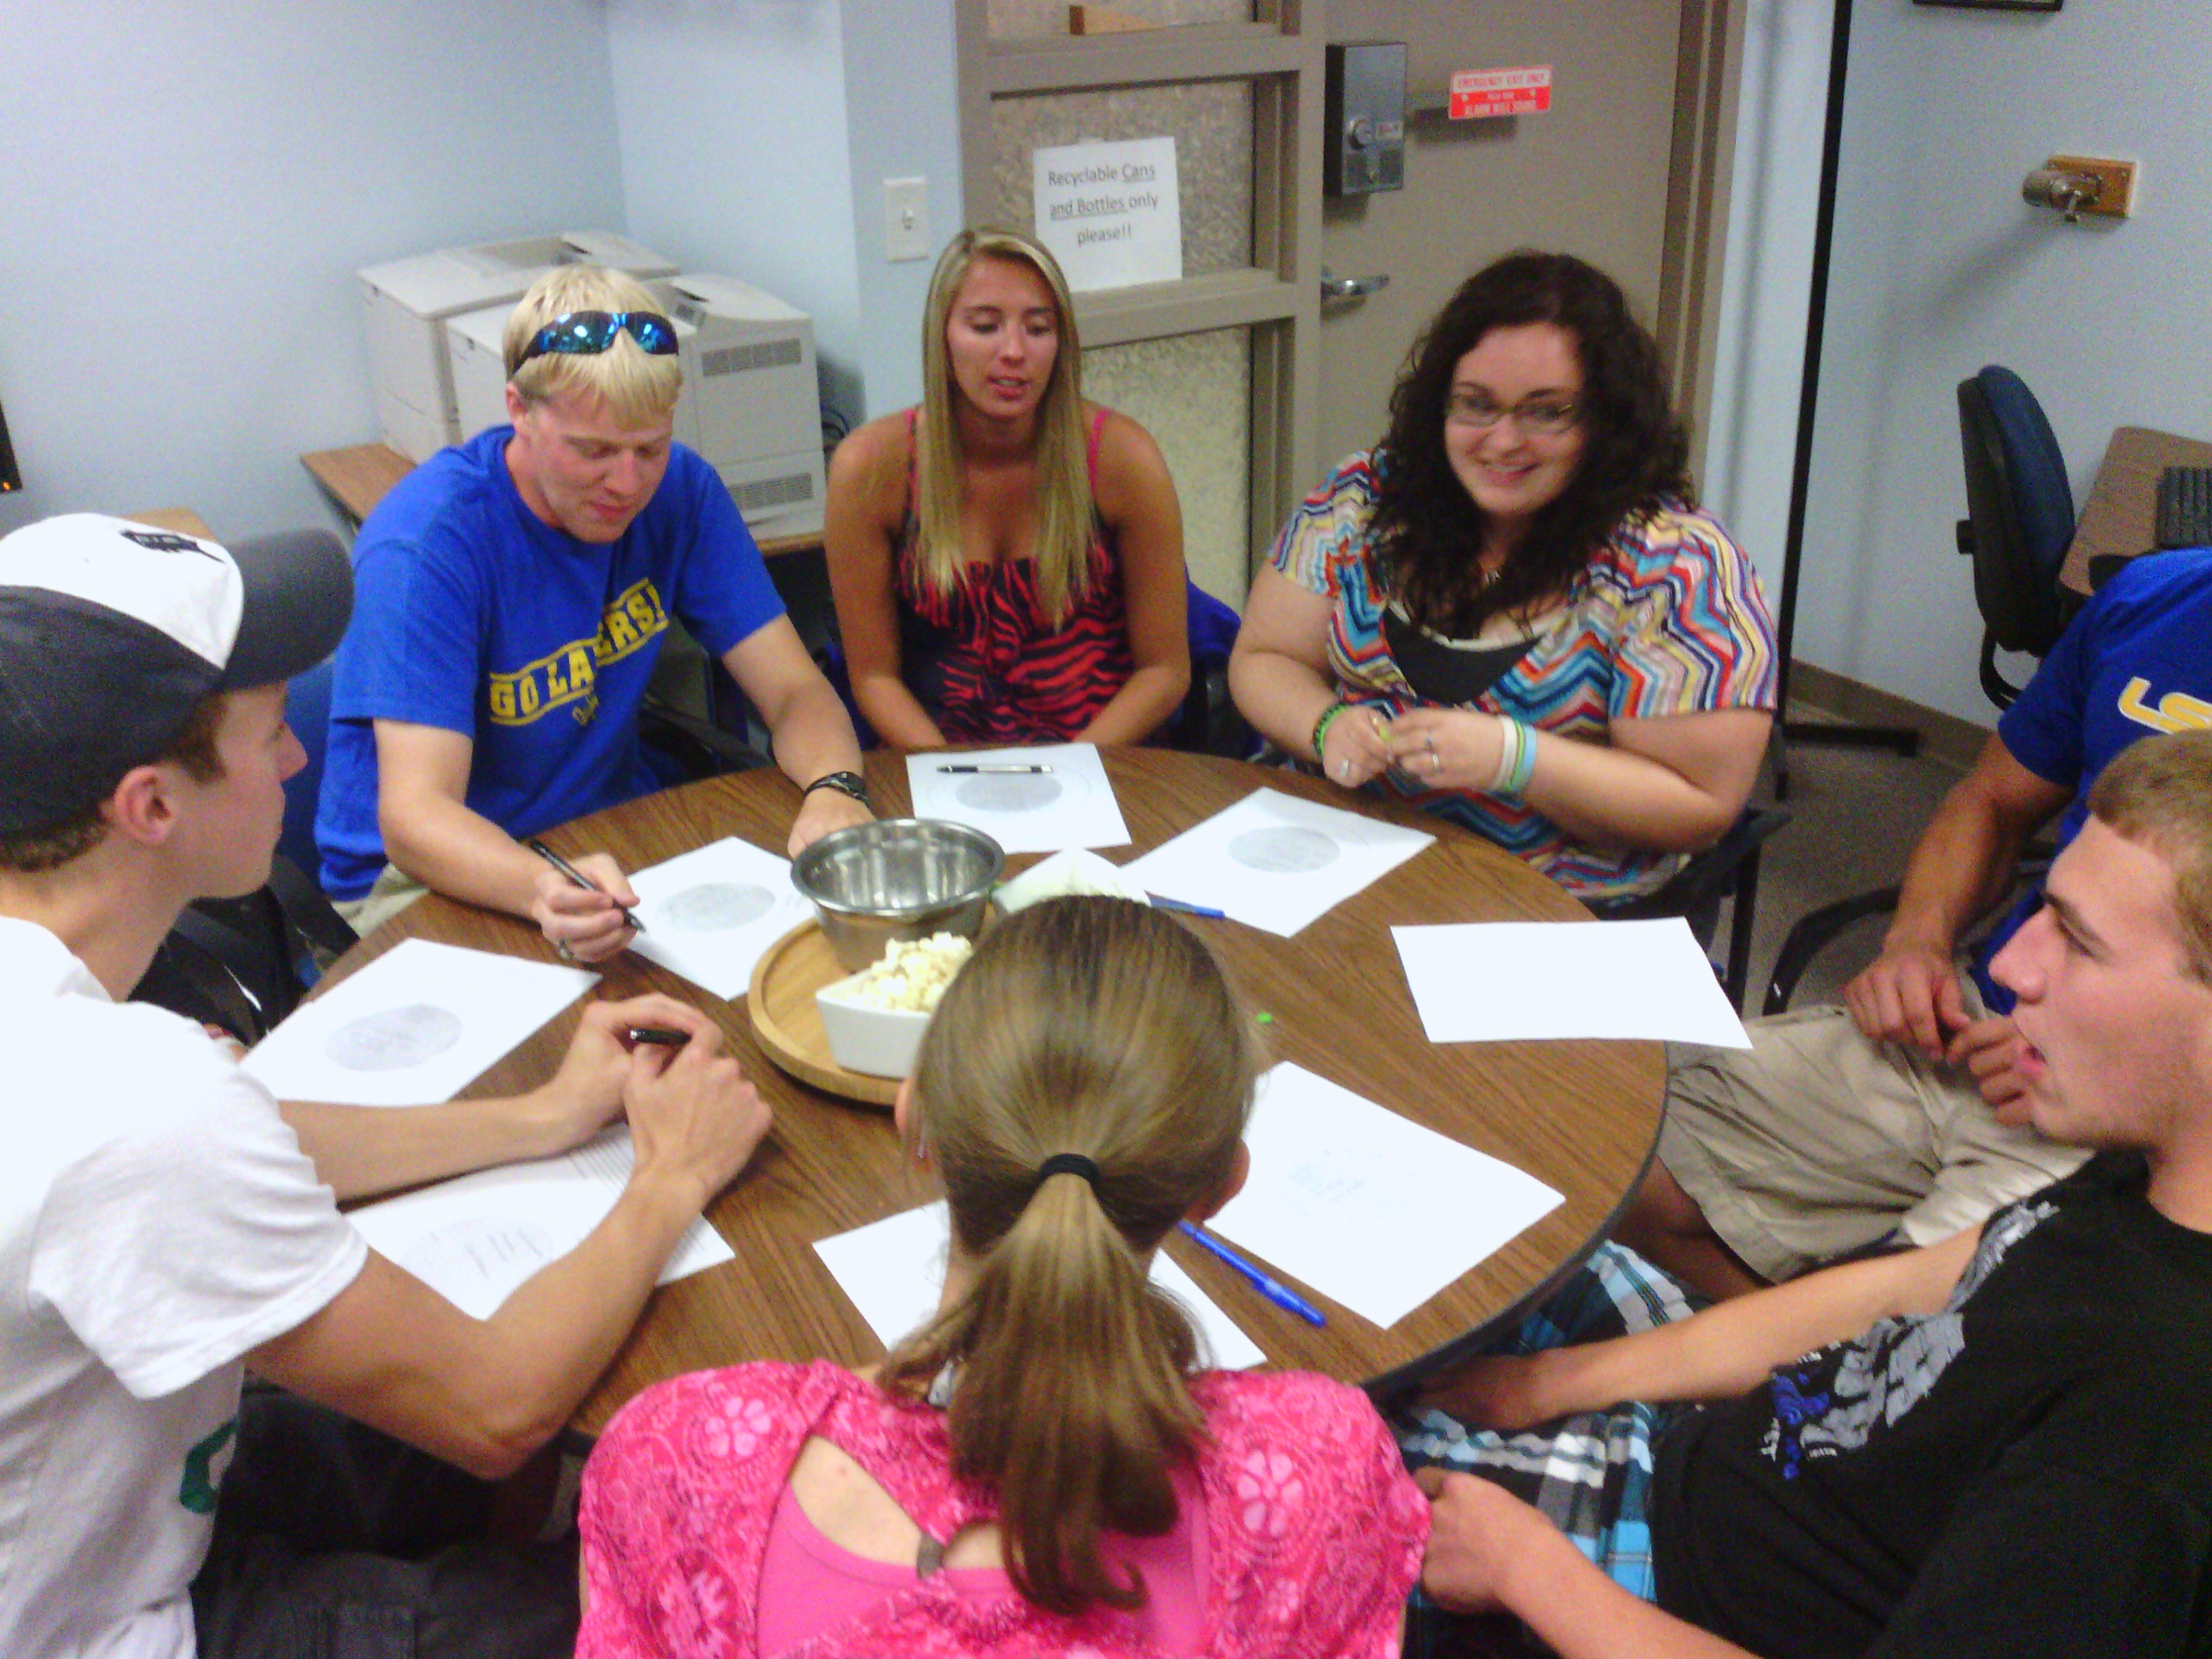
1650, 1154, 2212, 1657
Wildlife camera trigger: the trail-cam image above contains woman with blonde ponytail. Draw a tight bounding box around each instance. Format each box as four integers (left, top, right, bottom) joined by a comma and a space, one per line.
824, 229, 1194, 747
576, 898, 1427, 1656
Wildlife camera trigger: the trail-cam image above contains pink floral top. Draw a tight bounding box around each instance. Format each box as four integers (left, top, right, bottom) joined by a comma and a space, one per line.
578, 1360, 1429, 1658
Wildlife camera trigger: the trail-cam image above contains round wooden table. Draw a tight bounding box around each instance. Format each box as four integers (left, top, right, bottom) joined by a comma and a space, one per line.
341, 748, 1662, 1431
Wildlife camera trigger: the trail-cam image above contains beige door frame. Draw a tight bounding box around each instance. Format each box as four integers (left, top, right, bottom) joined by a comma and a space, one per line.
1657, 0, 1748, 465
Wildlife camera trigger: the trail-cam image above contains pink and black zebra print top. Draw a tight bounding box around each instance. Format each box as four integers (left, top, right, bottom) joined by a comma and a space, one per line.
894, 406, 1135, 743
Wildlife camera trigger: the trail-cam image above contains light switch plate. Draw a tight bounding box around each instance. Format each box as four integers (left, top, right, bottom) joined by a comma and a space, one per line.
884, 177, 930, 261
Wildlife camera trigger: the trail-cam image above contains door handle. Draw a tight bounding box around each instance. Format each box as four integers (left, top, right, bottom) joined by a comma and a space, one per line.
1320, 265, 1390, 300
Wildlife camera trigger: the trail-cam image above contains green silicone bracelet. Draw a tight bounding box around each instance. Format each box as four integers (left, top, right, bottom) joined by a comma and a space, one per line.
1311, 701, 1351, 762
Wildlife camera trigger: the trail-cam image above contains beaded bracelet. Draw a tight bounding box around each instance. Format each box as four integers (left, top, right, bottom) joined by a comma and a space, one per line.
1311, 701, 1351, 763
1490, 717, 1538, 798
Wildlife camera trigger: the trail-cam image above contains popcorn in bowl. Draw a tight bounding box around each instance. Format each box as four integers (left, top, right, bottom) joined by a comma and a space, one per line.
839, 932, 975, 1013
816, 934, 969, 1080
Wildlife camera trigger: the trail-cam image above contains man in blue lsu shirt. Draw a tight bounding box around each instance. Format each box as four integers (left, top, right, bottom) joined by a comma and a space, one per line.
318, 264, 871, 960
1623, 544, 2212, 1298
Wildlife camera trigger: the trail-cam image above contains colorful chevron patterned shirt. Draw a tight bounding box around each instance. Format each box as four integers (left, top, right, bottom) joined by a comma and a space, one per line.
1270, 451, 1778, 898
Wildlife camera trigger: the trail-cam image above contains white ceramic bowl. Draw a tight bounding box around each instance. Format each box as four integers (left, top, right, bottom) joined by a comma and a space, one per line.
814, 975, 934, 1080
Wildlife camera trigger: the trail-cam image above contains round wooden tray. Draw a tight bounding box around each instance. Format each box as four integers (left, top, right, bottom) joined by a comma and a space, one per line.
747, 919, 900, 1107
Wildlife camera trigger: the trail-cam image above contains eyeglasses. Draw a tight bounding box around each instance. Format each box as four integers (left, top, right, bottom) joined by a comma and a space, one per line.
1444, 389, 1580, 437
518, 311, 680, 366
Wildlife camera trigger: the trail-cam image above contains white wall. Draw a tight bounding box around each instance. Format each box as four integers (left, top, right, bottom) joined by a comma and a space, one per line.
1702, 0, 1831, 599
839, 0, 965, 418
606, 0, 963, 431
0, 0, 627, 541
1790, 0, 2212, 725
606, 0, 866, 423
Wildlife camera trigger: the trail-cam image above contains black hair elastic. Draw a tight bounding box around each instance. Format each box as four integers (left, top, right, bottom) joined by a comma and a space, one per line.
1034, 1151, 1102, 1192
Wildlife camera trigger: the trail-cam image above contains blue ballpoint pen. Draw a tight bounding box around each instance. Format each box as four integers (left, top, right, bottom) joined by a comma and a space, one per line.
1147, 893, 1228, 919
1177, 1222, 1327, 1325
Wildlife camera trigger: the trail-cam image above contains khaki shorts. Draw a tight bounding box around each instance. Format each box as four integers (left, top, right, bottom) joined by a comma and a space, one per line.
1660, 984, 2088, 1283
332, 864, 428, 938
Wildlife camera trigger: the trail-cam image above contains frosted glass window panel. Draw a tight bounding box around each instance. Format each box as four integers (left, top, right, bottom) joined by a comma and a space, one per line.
992, 83, 1254, 276
987, 0, 1254, 40
1084, 329, 1250, 607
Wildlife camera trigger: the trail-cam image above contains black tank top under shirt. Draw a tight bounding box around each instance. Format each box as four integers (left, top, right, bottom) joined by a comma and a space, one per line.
1379, 604, 1535, 704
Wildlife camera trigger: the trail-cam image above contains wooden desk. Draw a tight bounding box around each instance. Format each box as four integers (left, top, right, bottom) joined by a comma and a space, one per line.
2061, 425, 2212, 595
128, 508, 215, 540
300, 444, 414, 533
335, 750, 1662, 1430
300, 440, 827, 558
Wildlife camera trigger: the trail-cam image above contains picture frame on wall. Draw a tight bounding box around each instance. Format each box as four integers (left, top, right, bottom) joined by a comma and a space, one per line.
1913, 0, 2061, 10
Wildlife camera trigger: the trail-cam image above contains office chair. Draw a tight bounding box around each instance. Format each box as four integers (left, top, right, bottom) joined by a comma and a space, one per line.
1759, 853, 2052, 1019
1586, 806, 1792, 1016
132, 854, 358, 1044
1173, 580, 1260, 760
637, 551, 824, 778
640, 663, 776, 778
1955, 365, 2076, 709
1757, 370, 2077, 1019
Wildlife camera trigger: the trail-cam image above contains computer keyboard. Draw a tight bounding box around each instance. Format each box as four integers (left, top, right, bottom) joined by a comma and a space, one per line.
2154, 465, 2212, 549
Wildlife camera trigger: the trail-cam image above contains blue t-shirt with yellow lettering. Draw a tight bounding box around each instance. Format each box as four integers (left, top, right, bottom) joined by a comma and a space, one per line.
1972, 544, 2212, 1006
317, 428, 783, 899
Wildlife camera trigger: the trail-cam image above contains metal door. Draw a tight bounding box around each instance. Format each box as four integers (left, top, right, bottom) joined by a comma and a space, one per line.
1316, 1, 1739, 476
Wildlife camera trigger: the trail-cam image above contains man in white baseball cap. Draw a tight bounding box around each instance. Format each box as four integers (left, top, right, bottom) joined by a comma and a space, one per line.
0, 514, 772, 1656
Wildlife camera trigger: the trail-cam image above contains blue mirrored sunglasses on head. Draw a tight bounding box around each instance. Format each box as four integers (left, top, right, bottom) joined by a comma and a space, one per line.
519, 310, 679, 364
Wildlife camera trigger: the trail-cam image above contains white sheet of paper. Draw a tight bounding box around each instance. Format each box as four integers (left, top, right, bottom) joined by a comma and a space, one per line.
1392, 917, 1752, 1048
242, 939, 597, 1107
814, 1201, 1265, 1370
348, 1128, 731, 1319
1206, 1063, 1563, 1329
1117, 788, 1435, 936
905, 744, 1131, 854
624, 836, 812, 999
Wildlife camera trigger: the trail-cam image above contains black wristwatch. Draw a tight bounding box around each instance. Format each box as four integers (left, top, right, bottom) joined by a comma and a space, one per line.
804, 770, 873, 809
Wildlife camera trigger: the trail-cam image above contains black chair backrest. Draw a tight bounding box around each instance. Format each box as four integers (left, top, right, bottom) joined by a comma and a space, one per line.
131, 855, 355, 1045
1956, 366, 2075, 657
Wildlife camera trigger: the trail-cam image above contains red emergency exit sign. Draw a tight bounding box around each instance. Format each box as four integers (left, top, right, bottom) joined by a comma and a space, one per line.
1449, 67, 1552, 119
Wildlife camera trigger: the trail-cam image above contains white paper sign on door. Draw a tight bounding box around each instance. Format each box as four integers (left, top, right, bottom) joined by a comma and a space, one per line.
1033, 137, 1183, 292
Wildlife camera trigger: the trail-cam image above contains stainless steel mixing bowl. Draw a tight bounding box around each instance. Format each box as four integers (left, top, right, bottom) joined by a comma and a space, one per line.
790, 818, 1004, 971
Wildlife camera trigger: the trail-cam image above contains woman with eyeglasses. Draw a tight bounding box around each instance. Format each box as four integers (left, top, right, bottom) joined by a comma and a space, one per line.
575, 897, 1426, 1656
824, 229, 1192, 748
1230, 251, 1777, 901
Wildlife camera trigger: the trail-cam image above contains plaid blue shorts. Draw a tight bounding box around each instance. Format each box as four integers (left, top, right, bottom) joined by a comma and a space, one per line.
1394, 1243, 1701, 1604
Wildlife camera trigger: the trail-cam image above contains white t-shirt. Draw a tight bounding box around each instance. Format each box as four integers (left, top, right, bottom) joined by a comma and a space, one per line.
0, 918, 366, 1659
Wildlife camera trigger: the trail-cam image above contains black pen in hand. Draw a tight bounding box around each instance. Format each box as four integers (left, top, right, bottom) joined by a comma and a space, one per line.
525, 838, 647, 934
623, 1026, 691, 1049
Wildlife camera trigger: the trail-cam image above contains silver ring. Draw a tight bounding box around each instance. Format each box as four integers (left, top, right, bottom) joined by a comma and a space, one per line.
555, 940, 574, 962
1426, 735, 1438, 756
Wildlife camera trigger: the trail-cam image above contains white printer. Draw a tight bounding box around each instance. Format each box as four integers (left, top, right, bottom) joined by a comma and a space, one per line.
445, 270, 826, 540
359, 230, 676, 462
